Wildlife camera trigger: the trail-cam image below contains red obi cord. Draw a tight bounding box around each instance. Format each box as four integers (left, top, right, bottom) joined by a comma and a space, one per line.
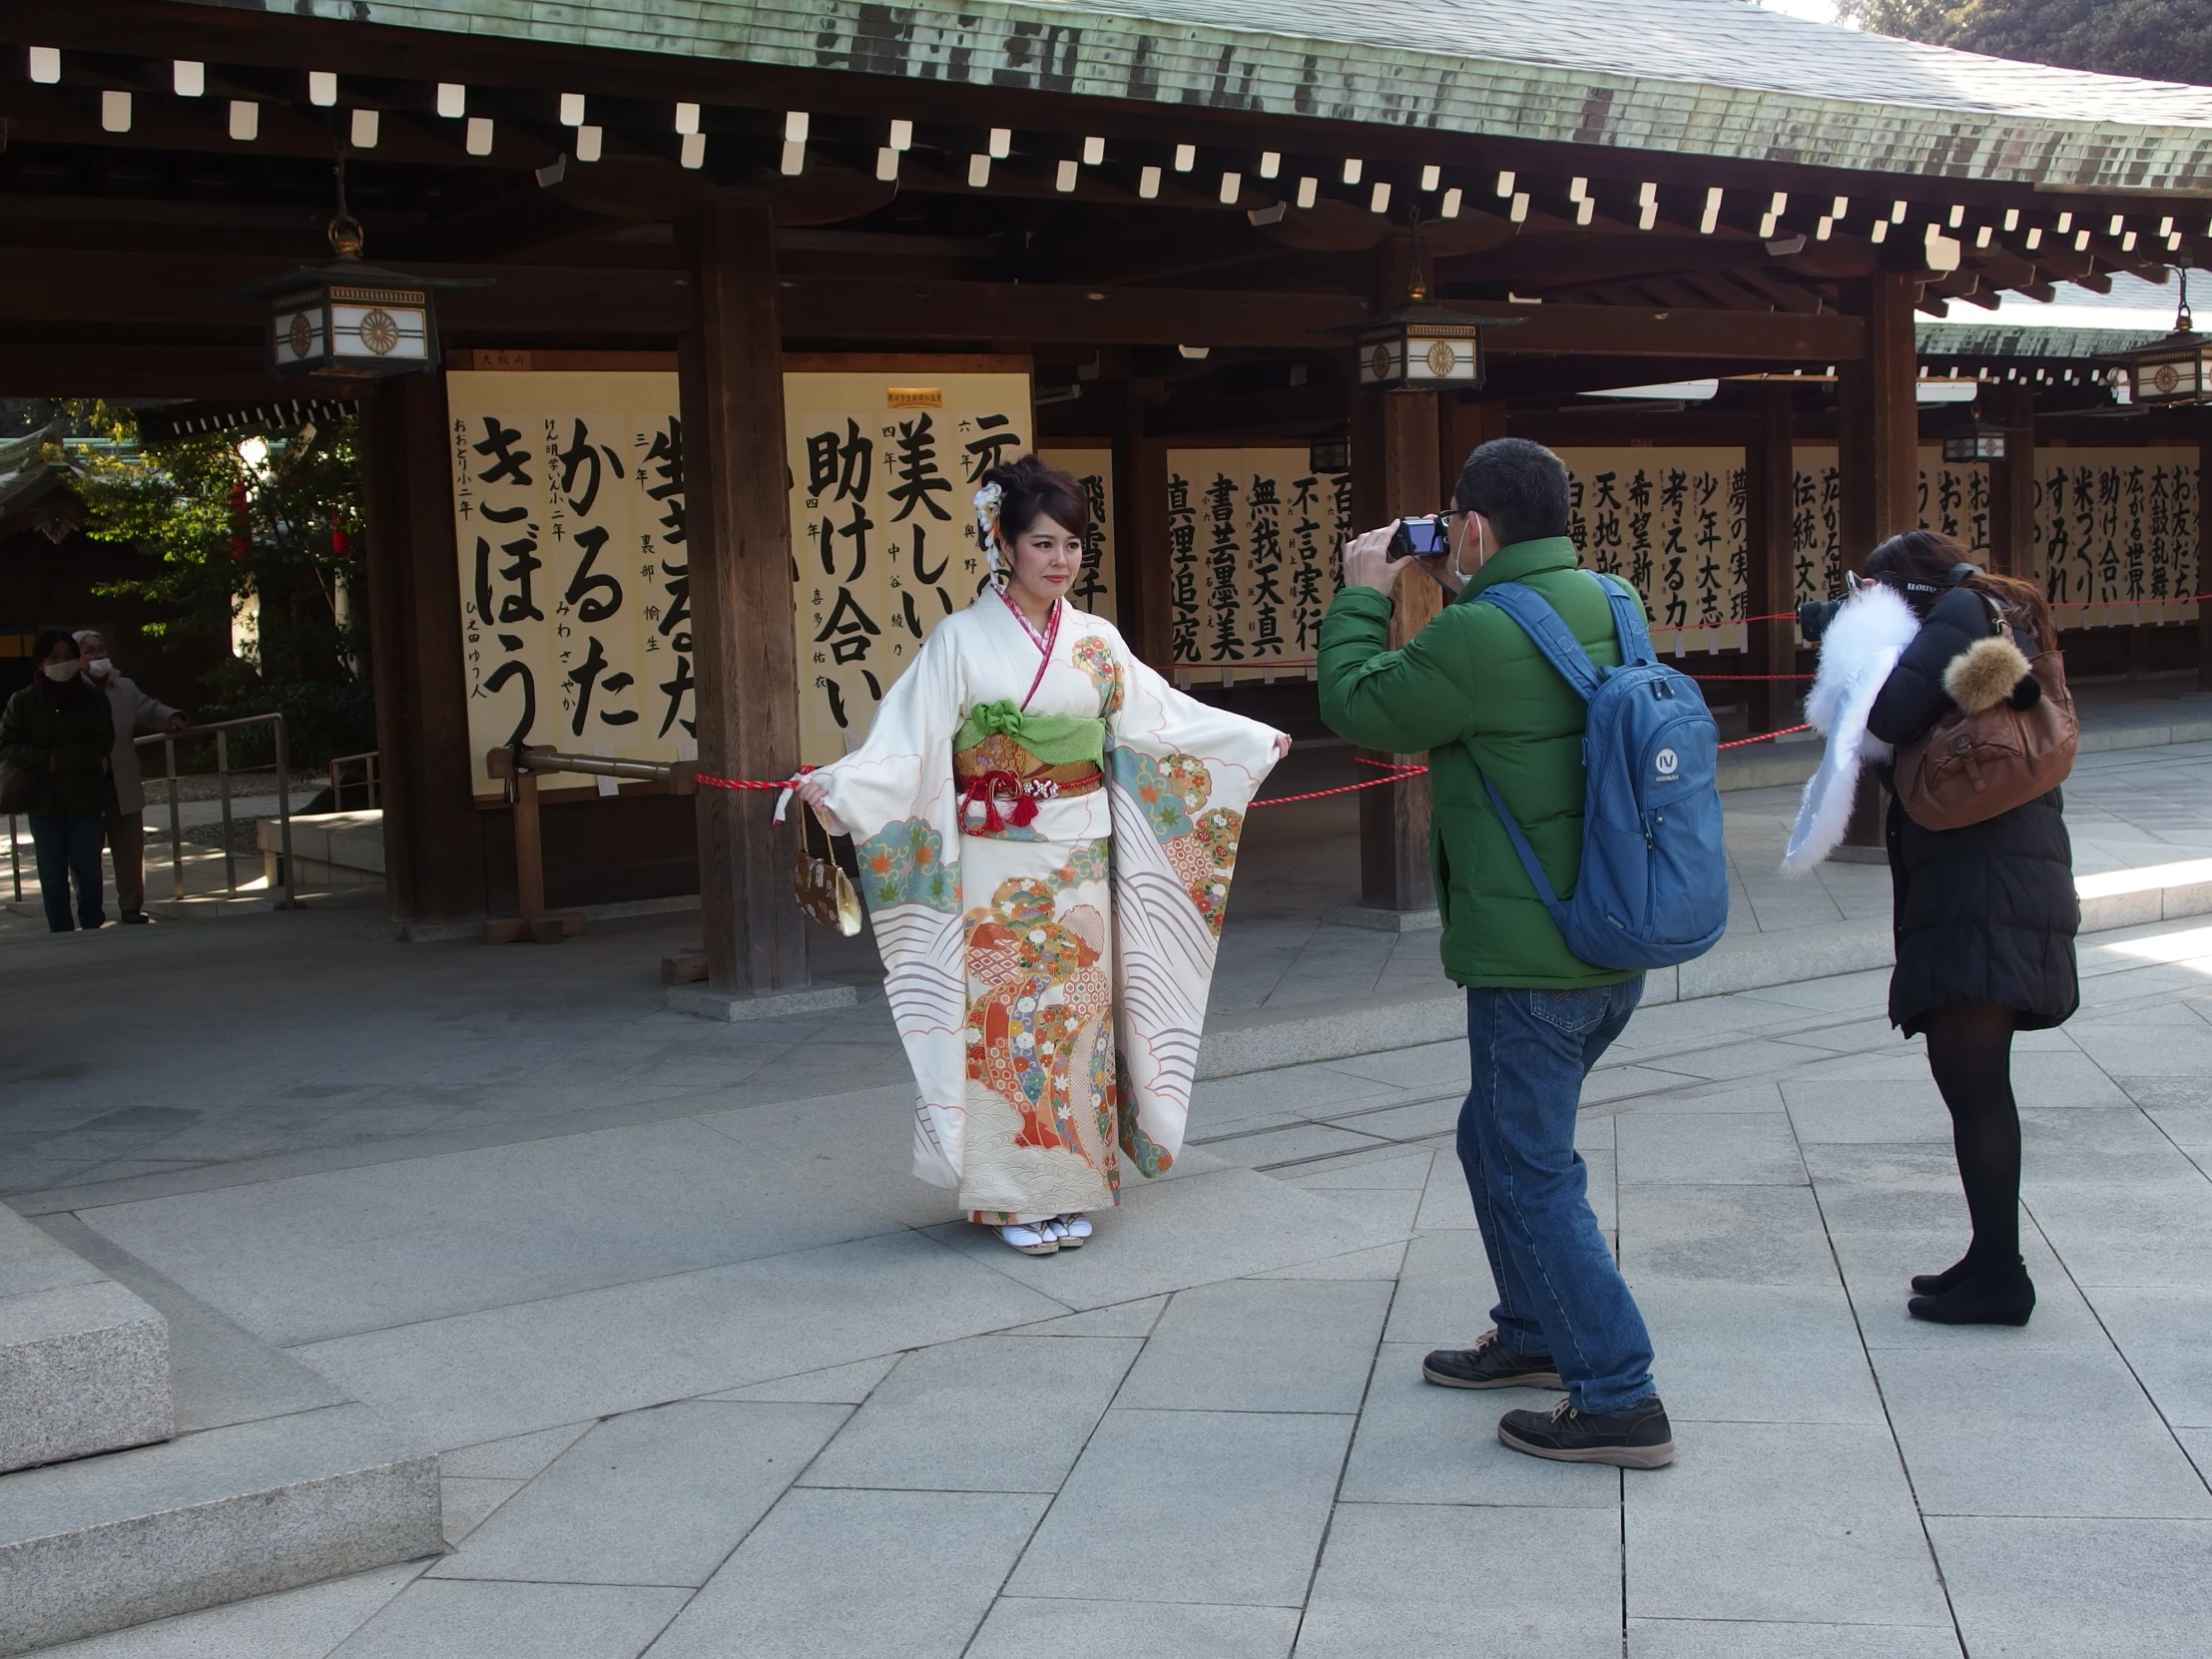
959, 770, 1037, 834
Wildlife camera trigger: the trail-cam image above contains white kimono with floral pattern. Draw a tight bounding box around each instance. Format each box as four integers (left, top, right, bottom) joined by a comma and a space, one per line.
814, 593, 1284, 1223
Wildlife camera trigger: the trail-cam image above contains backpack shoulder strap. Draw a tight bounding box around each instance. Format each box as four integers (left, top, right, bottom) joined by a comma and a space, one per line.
1592, 572, 1657, 668
1470, 581, 1603, 702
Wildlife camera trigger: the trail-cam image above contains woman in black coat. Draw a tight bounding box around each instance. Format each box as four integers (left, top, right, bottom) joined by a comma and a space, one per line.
1863, 530, 2077, 1328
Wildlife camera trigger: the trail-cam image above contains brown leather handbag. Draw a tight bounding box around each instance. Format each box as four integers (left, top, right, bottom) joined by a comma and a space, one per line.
793, 802, 864, 936
1895, 643, 2077, 832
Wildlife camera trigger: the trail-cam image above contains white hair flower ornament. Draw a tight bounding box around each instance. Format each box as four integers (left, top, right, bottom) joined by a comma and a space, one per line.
973, 481, 1005, 573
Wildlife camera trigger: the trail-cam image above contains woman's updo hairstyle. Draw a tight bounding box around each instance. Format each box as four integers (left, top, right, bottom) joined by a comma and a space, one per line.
981, 454, 1089, 544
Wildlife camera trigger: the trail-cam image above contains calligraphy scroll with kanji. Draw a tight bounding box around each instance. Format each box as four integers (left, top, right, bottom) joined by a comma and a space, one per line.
786, 366, 1033, 766
1559, 449, 1749, 653
1036, 447, 1118, 627
1163, 448, 1353, 683
2029, 447, 2201, 627
446, 371, 693, 799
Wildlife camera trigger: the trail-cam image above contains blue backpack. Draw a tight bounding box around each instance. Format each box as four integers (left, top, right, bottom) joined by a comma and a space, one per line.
1469, 573, 1729, 971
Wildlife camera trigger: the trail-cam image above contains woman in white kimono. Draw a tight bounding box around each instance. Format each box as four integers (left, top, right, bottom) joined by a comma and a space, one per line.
797, 456, 1289, 1255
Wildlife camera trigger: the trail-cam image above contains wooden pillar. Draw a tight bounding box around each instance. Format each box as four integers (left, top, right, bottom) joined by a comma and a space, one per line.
1351, 388, 1442, 912
1439, 397, 1507, 500
356, 371, 487, 926
1987, 383, 2037, 581
1116, 378, 1171, 665
1835, 273, 1920, 852
678, 197, 811, 999
1837, 273, 1922, 562
1744, 384, 1798, 733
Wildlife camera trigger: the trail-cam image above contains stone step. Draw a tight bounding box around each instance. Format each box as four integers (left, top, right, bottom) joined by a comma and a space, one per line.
0, 1205, 170, 1475
0, 1401, 442, 1656
1195, 856, 2212, 1079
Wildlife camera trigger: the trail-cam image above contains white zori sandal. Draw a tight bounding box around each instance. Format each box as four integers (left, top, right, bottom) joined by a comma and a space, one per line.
997, 1222, 1059, 1256
1052, 1214, 1092, 1248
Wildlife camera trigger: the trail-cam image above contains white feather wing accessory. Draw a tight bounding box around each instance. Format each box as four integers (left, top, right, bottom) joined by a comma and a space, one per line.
1782, 584, 1921, 874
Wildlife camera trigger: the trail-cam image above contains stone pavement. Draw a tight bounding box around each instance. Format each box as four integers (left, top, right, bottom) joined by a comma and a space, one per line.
6, 882, 2212, 1654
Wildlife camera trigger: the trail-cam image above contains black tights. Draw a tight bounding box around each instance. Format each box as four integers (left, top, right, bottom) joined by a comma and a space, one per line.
1923, 1004, 2021, 1271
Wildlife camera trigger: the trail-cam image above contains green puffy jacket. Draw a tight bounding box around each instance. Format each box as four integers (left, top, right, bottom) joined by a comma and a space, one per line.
1, 679, 116, 820
1318, 535, 1639, 990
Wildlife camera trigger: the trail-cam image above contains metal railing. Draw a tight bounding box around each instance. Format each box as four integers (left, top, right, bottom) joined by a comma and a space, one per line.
6, 814, 18, 901
137, 714, 299, 910
328, 750, 380, 810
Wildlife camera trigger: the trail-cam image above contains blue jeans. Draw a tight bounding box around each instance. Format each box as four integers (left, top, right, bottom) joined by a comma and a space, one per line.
1458, 979, 1656, 1413
28, 814, 106, 932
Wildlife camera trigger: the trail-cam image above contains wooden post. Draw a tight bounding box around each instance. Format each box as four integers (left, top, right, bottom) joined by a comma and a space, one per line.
1834, 274, 1920, 854
355, 372, 488, 929
1836, 273, 1922, 563
1744, 384, 1798, 733
1117, 378, 1171, 665
678, 197, 813, 1003
1987, 383, 2037, 581
1439, 397, 1507, 498
1350, 387, 1442, 913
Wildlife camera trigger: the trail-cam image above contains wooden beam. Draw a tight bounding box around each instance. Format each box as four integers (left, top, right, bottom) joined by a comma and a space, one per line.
678, 195, 812, 1000
0, 249, 1867, 358
1744, 383, 1799, 734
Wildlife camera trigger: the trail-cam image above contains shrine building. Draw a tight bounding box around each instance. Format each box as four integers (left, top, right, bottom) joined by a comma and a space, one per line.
12, 0, 2212, 1006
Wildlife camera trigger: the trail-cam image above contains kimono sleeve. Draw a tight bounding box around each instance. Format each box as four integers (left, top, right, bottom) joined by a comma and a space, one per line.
1091, 625, 1283, 1174
812, 622, 964, 848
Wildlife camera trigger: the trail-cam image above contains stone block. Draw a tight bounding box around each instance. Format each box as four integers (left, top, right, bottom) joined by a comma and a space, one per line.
0, 1279, 172, 1474
0, 1206, 172, 1476
665, 981, 857, 1021
0, 1402, 442, 1657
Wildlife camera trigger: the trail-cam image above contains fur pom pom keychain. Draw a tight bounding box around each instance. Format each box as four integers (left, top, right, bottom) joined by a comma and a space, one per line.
1942, 636, 2034, 716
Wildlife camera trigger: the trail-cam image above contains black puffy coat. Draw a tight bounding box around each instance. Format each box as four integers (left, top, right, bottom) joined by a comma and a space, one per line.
1865, 587, 2078, 1037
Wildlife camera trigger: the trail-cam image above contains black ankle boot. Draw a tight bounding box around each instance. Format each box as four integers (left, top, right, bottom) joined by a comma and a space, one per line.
1908, 1260, 2035, 1327
1911, 1255, 1972, 1298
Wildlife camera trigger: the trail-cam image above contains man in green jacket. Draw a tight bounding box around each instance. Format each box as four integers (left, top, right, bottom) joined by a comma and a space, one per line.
1320, 437, 1670, 1469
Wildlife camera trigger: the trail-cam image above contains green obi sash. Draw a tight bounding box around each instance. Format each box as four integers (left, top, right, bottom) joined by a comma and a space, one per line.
952, 700, 1106, 767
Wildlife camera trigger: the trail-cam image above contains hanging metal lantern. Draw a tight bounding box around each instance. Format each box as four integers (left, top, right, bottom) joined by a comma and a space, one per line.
1331, 208, 1521, 393
1307, 427, 1352, 473
2124, 265, 2212, 407
1353, 304, 1492, 391
1940, 416, 2008, 462
239, 169, 490, 380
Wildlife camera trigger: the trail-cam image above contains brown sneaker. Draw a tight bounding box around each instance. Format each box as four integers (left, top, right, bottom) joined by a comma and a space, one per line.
1421, 1330, 1563, 1390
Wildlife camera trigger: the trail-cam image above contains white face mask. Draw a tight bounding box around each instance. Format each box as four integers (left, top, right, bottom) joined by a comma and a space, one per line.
42, 660, 80, 682
83, 657, 113, 679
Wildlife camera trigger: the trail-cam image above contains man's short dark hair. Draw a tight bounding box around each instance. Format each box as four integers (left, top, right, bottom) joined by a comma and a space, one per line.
1452, 437, 1571, 547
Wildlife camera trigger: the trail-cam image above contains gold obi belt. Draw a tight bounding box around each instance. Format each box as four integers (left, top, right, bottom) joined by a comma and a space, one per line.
952, 704, 1107, 833
953, 735, 1103, 832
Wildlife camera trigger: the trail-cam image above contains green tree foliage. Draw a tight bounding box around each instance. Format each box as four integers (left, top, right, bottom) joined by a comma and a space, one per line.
1839, 0, 2212, 87
68, 401, 373, 763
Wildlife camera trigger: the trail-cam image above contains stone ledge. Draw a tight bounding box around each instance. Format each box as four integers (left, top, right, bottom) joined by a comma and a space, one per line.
1320, 904, 1442, 933
667, 981, 860, 1021
0, 1401, 443, 1657
0, 1207, 172, 1476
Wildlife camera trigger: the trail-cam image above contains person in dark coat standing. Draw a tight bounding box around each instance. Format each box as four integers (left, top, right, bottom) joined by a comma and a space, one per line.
0, 630, 118, 933
1863, 530, 2077, 1328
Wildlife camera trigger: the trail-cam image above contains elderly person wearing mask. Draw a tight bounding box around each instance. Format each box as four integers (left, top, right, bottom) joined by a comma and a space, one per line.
1, 630, 116, 932
75, 631, 186, 925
